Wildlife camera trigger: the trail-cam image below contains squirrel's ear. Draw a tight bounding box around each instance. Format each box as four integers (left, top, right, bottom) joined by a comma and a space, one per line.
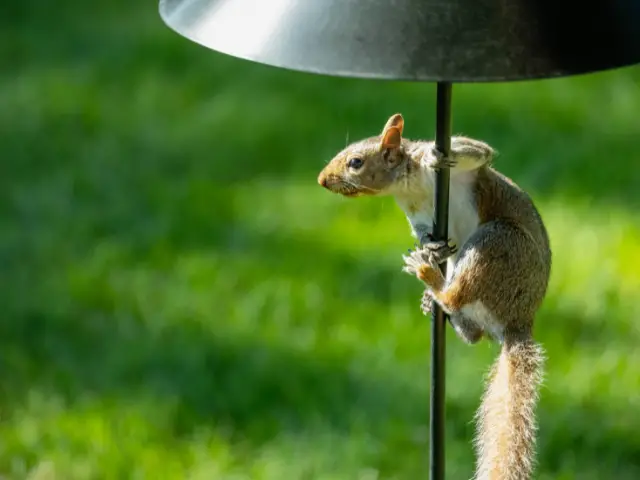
381, 126, 402, 149
382, 113, 404, 136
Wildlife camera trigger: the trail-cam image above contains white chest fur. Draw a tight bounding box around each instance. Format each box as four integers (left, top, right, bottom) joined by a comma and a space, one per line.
392, 165, 480, 265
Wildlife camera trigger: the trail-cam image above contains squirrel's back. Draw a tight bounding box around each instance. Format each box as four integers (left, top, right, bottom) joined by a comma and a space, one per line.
474, 166, 551, 280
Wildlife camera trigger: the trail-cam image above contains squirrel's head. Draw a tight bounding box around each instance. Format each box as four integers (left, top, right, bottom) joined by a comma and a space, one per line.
317, 113, 412, 197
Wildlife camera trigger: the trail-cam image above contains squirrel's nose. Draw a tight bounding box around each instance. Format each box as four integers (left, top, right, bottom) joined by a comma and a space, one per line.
318, 174, 328, 188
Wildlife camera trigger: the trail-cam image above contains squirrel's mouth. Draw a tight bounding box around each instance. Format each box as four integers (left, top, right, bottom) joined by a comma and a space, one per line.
319, 175, 377, 197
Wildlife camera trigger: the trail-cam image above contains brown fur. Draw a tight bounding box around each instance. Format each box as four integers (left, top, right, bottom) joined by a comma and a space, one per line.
465, 169, 549, 480
422, 167, 550, 480
416, 264, 446, 291
318, 114, 552, 480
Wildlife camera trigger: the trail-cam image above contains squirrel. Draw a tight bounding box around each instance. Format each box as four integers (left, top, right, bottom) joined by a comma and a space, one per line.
317, 113, 551, 480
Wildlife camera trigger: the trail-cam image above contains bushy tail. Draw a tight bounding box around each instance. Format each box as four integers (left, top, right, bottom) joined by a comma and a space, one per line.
473, 334, 544, 480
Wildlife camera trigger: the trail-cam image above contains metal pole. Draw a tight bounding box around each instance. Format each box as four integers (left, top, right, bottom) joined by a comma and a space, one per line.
429, 81, 452, 480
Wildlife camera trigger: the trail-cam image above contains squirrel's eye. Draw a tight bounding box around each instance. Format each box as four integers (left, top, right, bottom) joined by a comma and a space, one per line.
348, 157, 363, 169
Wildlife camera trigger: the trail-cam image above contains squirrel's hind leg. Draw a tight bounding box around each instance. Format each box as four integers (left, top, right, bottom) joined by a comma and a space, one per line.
404, 246, 484, 344
421, 288, 483, 344
449, 313, 484, 344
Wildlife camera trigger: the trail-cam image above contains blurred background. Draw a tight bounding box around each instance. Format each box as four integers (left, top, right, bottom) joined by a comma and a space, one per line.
2, 1, 640, 479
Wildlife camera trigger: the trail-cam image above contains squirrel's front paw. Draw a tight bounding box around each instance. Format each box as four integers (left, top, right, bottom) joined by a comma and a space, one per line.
430, 146, 457, 169
423, 239, 458, 264
402, 247, 440, 284
402, 247, 432, 277
403, 246, 447, 289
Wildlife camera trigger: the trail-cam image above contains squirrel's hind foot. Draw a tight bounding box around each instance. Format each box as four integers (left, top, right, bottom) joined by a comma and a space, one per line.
420, 290, 433, 315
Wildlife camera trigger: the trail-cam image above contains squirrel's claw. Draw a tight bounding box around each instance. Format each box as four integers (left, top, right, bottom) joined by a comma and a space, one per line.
404, 239, 455, 280
403, 247, 438, 279
423, 239, 458, 264
403, 251, 437, 314
402, 248, 431, 276
401, 253, 421, 277
430, 146, 457, 169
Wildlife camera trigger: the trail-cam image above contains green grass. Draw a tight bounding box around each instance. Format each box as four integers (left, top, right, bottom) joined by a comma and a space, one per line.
1, 1, 640, 479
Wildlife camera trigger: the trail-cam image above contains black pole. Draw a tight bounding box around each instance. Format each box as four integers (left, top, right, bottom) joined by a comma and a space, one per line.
429, 81, 452, 480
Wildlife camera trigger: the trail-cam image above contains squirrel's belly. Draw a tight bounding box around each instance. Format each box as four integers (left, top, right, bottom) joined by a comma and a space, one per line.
460, 300, 504, 343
